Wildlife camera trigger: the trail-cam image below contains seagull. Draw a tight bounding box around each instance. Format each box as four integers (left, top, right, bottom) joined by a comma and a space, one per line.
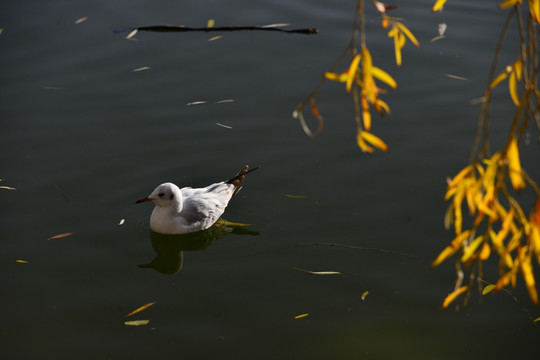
136, 165, 259, 234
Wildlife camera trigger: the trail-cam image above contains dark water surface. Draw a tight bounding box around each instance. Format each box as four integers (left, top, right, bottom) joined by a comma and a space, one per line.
1, 0, 539, 359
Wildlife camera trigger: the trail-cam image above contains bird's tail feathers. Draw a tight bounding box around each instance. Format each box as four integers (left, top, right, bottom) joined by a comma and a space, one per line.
226, 165, 260, 197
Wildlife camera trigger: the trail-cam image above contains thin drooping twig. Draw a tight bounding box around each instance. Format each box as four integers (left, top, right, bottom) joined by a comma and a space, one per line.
131, 25, 318, 35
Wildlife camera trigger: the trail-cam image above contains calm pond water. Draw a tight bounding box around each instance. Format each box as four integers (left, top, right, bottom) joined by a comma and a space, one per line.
1, 0, 539, 359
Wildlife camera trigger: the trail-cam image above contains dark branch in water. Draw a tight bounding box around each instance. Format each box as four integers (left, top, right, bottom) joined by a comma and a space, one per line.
132, 25, 318, 35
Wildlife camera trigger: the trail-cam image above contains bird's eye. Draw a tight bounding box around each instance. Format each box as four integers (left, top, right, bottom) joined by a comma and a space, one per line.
158, 193, 165, 198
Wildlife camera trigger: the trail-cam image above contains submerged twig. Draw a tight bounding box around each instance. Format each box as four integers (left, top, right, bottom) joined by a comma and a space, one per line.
129, 25, 318, 38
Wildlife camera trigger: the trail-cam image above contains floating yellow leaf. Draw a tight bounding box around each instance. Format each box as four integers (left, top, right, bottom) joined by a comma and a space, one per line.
208, 36, 223, 41
124, 320, 150, 326
16, 260, 29, 264
284, 194, 308, 199
293, 267, 342, 275
126, 29, 138, 39
482, 284, 496, 295
207, 19, 215, 28
0, 185, 16, 190
74, 17, 88, 24
361, 291, 369, 301
442, 285, 469, 309
294, 313, 309, 319
433, 0, 447, 12
125, 302, 156, 317
358, 131, 389, 152
216, 220, 251, 227
48, 232, 74, 240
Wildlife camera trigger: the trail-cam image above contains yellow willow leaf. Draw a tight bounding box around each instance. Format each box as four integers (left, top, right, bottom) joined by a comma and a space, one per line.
126, 302, 156, 317
519, 248, 539, 304
482, 152, 500, 190
531, 225, 540, 264
397, 32, 406, 49
346, 54, 361, 93
294, 313, 309, 319
447, 165, 474, 189
489, 228, 514, 268
375, 99, 391, 115
16, 259, 29, 264
393, 33, 402, 66
207, 19, 215, 28
507, 138, 526, 191
495, 271, 513, 290
325, 72, 348, 82
530, 0, 540, 23
489, 71, 509, 89
508, 197, 530, 234
499, 0, 522, 9
362, 94, 372, 131
535, 317, 540, 323
357, 132, 374, 153
479, 242, 491, 260
453, 188, 465, 234
444, 203, 454, 230
371, 66, 397, 89
496, 207, 515, 243
514, 58, 523, 81
482, 284, 496, 295
124, 320, 150, 326
431, 231, 471, 267
359, 131, 389, 152
433, 0, 447, 12
461, 236, 484, 263
508, 72, 520, 106
442, 286, 469, 309
395, 22, 420, 47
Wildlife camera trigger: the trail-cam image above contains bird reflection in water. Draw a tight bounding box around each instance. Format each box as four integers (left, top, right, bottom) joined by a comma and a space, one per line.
138, 220, 259, 274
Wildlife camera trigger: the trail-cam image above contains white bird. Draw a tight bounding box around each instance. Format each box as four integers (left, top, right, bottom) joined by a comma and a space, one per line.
136, 165, 258, 234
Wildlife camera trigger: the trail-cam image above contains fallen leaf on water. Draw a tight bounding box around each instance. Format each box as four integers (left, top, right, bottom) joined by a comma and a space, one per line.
16, 260, 29, 264
216, 123, 232, 129
126, 29, 138, 40
284, 194, 307, 199
216, 99, 234, 104
361, 291, 369, 301
207, 19, 215, 28
294, 313, 309, 319
118, 219, 125, 226
48, 232, 74, 240
74, 17, 88, 24
126, 302, 156, 317
0, 185, 16, 190
208, 36, 223, 41
216, 219, 251, 227
186, 101, 207, 106
445, 74, 468, 81
124, 320, 150, 326
133, 66, 151, 72
534, 317, 540, 323
293, 267, 342, 275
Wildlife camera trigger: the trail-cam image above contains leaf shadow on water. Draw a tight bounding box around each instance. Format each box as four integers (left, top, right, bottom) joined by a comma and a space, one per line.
138, 221, 259, 275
